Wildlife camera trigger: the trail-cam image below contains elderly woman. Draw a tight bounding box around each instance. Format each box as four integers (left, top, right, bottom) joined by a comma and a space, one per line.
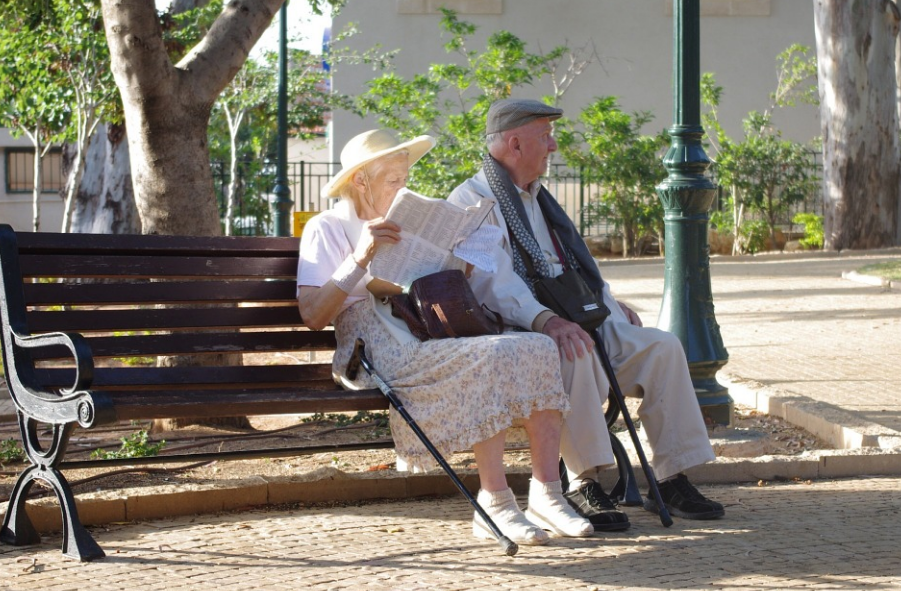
296, 129, 591, 545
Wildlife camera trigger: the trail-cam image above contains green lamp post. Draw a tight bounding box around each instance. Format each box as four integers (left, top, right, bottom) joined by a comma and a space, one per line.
656, 0, 732, 426
272, 1, 292, 237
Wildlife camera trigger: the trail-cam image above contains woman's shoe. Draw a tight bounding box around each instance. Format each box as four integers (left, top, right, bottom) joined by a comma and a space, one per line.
472, 488, 550, 546
525, 479, 594, 537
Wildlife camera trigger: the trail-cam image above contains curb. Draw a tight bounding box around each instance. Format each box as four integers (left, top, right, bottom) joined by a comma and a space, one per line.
722, 374, 901, 450
5, 371, 901, 535
841, 270, 898, 290
6, 446, 901, 535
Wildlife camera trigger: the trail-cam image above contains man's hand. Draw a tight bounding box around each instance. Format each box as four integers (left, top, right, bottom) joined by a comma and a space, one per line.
542, 316, 595, 362
618, 301, 643, 327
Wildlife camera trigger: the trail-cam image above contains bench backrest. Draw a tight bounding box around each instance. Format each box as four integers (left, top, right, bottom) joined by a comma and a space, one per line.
0, 225, 387, 422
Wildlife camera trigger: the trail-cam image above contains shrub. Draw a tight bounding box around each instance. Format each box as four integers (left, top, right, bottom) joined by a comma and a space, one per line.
792, 212, 824, 249
0, 438, 25, 463
91, 429, 166, 460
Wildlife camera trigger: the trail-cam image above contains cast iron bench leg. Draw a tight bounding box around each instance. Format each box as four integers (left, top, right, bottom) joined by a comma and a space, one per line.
0, 415, 105, 561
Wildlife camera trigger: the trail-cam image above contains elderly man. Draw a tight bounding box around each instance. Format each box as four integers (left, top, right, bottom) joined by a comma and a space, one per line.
448, 98, 724, 531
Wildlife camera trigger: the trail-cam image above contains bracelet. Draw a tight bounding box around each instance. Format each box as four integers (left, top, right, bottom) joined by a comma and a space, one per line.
331, 255, 367, 294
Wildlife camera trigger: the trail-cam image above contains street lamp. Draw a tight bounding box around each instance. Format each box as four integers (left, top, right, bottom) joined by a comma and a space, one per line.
272, 0, 292, 237
656, 0, 733, 426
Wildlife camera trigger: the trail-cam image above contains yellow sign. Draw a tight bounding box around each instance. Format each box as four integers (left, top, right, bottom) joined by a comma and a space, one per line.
293, 211, 317, 237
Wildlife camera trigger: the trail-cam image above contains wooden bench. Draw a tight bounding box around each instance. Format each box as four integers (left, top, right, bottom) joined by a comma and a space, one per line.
0, 224, 391, 561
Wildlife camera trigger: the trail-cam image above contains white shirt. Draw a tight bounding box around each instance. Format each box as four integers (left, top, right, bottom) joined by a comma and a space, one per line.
296, 199, 371, 315
448, 169, 627, 329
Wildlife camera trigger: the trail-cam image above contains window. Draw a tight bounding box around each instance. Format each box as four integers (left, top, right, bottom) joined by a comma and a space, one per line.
5, 148, 64, 194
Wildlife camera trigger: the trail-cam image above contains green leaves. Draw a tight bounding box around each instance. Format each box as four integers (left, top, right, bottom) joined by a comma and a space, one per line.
793, 212, 824, 249
701, 52, 819, 253
355, 10, 577, 199
90, 429, 166, 460
0, 438, 25, 464
557, 97, 669, 257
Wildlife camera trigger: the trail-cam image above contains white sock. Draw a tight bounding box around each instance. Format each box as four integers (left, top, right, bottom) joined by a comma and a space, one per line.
473, 488, 549, 546
526, 479, 594, 538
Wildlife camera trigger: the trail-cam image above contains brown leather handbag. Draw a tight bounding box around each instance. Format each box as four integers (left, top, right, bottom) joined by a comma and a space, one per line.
390, 269, 503, 340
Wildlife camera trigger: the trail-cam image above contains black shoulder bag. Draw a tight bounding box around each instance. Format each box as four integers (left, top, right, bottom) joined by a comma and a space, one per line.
511, 213, 610, 332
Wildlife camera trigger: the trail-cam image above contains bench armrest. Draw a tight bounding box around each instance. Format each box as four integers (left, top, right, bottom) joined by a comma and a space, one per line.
5, 329, 111, 427
13, 330, 95, 394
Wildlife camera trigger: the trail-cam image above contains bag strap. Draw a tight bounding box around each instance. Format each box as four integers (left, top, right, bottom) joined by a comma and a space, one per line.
430, 303, 457, 338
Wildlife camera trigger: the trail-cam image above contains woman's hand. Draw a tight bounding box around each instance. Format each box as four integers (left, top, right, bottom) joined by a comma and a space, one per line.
367, 277, 403, 298
353, 218, 402, 267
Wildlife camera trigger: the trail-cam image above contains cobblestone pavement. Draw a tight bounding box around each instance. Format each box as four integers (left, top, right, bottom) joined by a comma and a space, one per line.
2, 477, 899, 590
603, 249, 901, 445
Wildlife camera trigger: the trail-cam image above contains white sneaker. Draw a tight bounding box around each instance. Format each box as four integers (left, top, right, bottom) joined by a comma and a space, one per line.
472, 488, 550, 546
525, 479, 594, 537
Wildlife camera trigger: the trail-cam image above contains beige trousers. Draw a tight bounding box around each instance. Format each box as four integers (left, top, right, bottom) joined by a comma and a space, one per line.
559, 319, 716, 482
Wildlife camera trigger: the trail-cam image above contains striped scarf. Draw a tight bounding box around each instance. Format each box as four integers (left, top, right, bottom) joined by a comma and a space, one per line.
481, 153, 606, 298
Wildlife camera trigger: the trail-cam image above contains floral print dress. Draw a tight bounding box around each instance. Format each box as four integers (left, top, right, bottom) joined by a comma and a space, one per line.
332, 299, 569, 472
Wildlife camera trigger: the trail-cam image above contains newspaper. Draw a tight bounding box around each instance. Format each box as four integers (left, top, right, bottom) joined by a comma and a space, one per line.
370, 188, 495, 288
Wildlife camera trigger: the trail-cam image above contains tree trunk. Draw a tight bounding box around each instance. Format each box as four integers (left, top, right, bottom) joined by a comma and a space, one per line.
813, 0, 901, 250
226, 121, 240, 236
32, 136, 43, 232
731, 187, 743, 256
897, 19, 901, 245
100, 0, 281, 237
100, 0, 282, 431
66, 124, 140, 235
623, 223, 636, 258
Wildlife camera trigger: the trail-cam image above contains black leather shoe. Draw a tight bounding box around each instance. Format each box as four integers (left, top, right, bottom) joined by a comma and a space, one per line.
564, 479, 631, 532
644, 474, 725, 520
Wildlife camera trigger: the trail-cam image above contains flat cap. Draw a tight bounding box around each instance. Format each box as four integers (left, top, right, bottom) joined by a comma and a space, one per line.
485, 99, 564, 135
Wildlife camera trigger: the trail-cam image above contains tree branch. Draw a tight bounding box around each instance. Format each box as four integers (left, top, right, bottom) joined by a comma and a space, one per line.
176, 0, 283, 104
101, 0, 177, 102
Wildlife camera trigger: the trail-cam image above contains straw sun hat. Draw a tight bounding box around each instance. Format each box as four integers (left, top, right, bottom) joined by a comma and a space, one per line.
321, 129, 436, 198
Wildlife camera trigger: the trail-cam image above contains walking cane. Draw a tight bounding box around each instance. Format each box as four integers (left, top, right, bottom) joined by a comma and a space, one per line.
345, 338, 519, 556
590, 330, 674, 528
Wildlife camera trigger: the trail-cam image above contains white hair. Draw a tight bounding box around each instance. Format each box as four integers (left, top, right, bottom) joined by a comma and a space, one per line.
337, 149, 410, 201
485, 131, 505, 151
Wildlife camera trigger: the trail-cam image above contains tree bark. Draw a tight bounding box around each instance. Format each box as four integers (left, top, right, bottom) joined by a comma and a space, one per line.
66, 124, 141, 235
100, 0, 281, 236
813, 0, 901, 250
32, 134, 43, 232
100, 0, 282, 430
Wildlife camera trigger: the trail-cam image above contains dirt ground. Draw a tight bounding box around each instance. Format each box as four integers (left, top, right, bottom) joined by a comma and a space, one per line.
0, 402, 830, 503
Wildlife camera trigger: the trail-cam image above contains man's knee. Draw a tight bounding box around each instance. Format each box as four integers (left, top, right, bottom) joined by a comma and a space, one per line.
645, 327, 688, 362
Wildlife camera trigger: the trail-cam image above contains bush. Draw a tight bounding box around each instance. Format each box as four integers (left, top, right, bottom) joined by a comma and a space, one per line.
743, 219, 770, 254
793, 212, 824, 249
91, 429, 166, 460
1, 438, 25, 463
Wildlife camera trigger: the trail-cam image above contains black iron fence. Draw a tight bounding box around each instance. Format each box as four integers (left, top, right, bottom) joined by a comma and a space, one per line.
213, 154, 823, 238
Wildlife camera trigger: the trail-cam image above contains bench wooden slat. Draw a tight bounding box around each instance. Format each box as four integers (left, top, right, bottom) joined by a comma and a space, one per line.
19, 254, 298, 279
26, 305, 303, 333
104, 387, 388, 421
14, 231, 301, 257
36, 364, 337, 389
23, 280, 298, 306
28, 330, 338, 360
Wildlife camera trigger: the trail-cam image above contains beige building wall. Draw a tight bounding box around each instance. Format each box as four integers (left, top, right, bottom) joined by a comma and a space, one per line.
0, 128, 64, 232
331, 0, 820, 164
